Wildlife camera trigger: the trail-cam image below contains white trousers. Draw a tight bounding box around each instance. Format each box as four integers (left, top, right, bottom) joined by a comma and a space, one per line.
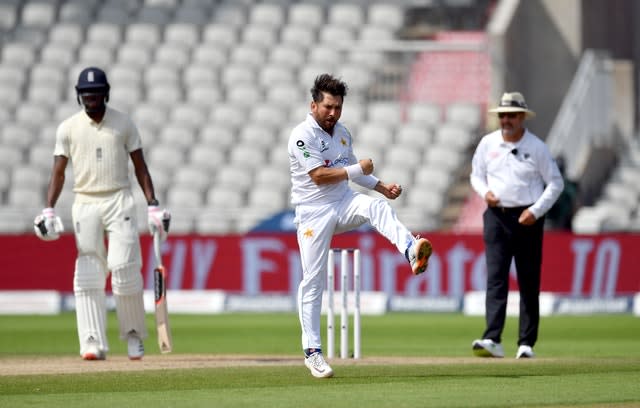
72, 189, 142, 276
295, 190, 415, 351
72, 189, 145, 353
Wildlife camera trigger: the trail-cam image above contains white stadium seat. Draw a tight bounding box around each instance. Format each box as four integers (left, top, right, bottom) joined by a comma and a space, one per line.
210, 105, 247, 130
0, 145, 23, 169
154, 44, 191, 69
202, 24, 238, 49
407, 102, 443, 128
117, 44, 153, 68
125, 23, 162, 48
86, 23, 123, 49
164, 23, 200, 48
207, 185, 245, 209
48, 23, 85, 49
396, 124, 433, 146
172, 166, 212, 193
21, 1, 56, 28
385, 145, 422, 169
158, 124, 197, 150
0, 65, 26, 86
230, 44, 267, 66
288, 3, 324, 28
214, 165, 253, 190
192, 45, 228, 67
167, 185, 205, 208
187, 86, 223, 109
188, 145, 226, 172
239, 124, 276, 149
183, 64, 218, 87
327, 3, 364, 30
8, 187, 43, 208
368, 4, 405, 30
280, 25, 316, 49
212, 4, 247, 28
269, 45, 306, 68
247, 187, 287, 211
359, 25, 394, 43
249, 4, 285, 28
1, 43, 36, 68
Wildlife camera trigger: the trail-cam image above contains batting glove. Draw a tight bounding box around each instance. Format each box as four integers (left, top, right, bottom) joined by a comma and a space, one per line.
34, 207, 64, 241
148, 205, 171, 241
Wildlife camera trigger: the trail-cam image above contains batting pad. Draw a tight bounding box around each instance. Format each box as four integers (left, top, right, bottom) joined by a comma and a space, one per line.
111, 263, 143, 296
74, 255, 108, 291
115, 292, 148, 340
75, 289, 109, 354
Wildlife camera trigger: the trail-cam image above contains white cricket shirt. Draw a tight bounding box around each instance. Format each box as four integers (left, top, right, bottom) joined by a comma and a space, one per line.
54, 106, 142, 195
470, 128, 564, 218
288, 113, 378, 206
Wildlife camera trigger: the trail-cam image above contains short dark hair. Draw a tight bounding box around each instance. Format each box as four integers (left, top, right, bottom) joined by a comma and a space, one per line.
310, 74, 348, 102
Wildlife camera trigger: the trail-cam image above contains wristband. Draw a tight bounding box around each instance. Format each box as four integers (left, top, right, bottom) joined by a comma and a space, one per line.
345, 164, 364, 180
43, 207, 55, 217
148, 198, 159, 206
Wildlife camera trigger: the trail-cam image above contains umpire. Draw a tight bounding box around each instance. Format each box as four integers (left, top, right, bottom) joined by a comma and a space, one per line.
470, 92, 563, 359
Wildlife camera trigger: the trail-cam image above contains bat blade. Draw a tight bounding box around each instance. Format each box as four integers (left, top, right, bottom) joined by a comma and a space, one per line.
153, 232, 173, 353
154, 265, 172, 353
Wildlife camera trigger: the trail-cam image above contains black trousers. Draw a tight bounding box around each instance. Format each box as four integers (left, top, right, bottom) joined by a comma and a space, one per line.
481, 206, 544, 347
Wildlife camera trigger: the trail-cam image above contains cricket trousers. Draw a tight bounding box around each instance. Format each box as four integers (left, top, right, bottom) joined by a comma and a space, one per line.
481, 206, 545, 347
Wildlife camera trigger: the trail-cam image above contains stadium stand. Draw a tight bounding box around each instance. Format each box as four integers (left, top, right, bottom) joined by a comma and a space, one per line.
0, 0, 496, 234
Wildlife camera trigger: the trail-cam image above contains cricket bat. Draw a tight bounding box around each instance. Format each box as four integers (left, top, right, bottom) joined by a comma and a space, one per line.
153, 229, 173, 353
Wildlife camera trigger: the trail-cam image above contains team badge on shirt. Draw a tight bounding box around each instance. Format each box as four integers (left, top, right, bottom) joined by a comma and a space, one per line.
296, 140, 310, 158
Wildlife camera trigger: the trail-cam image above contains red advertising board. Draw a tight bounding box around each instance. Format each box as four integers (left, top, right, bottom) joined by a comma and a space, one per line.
2, 232, 638, 296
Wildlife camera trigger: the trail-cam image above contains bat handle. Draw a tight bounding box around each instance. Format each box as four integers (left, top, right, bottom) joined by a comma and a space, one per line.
153, 229, 162, 265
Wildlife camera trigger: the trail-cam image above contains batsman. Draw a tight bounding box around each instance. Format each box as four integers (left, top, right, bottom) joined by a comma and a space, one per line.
34, 67, 170, 360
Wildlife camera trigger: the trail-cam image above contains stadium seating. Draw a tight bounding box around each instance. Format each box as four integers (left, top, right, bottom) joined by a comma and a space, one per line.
571, 141, 640, 233
0, 0, 496, 234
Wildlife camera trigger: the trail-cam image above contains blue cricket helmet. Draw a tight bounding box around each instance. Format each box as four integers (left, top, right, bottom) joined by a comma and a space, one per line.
75, 66, 110, 95
75, 67, 110, 111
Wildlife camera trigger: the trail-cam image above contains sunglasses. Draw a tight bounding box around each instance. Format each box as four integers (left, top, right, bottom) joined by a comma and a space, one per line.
498, 112, 520, 119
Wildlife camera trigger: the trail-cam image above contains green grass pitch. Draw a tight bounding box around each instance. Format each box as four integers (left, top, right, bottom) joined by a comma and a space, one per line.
0, 313, 639, 407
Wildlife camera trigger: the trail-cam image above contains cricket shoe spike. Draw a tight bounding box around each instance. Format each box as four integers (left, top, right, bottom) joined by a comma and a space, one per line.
472, 339, 504, 358
406, 236, 432, 275
127, 330, 144, 360
304, 351, 334, 378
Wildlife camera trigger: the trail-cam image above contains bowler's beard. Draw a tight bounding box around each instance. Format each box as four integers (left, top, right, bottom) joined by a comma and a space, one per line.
321, 124, 335, 134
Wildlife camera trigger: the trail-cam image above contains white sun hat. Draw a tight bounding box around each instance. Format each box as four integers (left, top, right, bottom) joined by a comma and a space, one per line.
488, 92, 536, 119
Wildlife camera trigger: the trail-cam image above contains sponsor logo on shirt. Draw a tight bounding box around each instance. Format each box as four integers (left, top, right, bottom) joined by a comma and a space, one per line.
324, 157, 349, 168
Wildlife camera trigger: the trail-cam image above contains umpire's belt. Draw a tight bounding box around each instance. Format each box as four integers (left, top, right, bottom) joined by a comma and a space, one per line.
492, 205, 531, 215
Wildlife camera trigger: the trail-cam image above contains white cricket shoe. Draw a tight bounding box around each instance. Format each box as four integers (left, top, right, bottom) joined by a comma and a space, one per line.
407, 236, 432, 275
304, 352, 334, 378
127, 331, 144, 360
516, 345, 535, 359
82, 337, 106, 361
472, 339, 504, 358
